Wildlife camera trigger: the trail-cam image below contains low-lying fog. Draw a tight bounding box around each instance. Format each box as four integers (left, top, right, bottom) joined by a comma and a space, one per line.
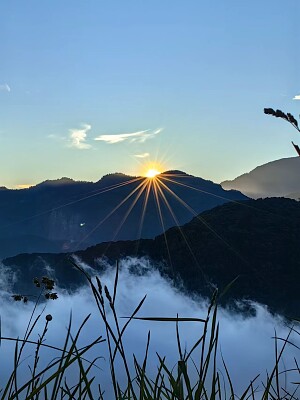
0, 257, 299, 397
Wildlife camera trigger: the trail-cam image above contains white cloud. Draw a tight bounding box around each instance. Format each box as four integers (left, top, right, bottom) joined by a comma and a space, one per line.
94, 128, 162, 145
0, 83, 11, 92
293, 95, 300, 100
134, 152, 150, 158
69, 124, 92, 150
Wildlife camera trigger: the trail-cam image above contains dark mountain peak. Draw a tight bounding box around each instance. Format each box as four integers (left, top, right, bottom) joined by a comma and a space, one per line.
161, 170, 190, 176
36, 177, 76, 188
161, 170, 218, 185
0, 186, 8, 191
96, 172, 135, 185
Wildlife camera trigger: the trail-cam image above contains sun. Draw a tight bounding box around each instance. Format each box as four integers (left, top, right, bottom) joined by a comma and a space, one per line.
140, 161, 163, 178
145, 168, 161, 178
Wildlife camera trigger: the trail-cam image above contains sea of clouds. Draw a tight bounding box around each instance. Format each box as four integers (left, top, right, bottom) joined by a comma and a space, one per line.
0, 257, 299, 398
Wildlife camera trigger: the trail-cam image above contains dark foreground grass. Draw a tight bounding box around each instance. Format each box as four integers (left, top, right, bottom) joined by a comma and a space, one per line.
1, 261, 299, 400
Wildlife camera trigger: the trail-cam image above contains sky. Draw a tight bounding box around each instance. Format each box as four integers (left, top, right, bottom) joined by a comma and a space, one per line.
0, 1, 299, 188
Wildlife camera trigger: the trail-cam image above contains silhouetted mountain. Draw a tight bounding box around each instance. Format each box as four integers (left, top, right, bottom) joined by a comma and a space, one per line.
3, 197, 300, 316
221, 157, 300, 199
0, 171, 247, 259
284, 192, 300, 201
36, 177, 77, 187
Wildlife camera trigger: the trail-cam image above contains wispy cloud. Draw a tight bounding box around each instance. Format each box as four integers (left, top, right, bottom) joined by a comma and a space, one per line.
134, 152, 150, 158
69, 124, 92, 149
94, 128, 162, 144
0, 83, 11, 92
293, 95, 300, 100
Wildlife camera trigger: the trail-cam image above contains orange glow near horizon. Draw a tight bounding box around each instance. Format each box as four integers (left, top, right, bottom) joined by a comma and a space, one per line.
15, 184, 33, 190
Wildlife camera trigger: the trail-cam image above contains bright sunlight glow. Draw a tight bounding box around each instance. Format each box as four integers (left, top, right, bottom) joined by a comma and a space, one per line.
145, 169, 161, 178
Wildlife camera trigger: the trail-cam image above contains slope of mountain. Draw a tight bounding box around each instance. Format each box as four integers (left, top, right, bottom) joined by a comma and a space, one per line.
221, 157, 300, 199
3, 197, 300, 316
284, 192, 300, 201
0, 171, 247, 259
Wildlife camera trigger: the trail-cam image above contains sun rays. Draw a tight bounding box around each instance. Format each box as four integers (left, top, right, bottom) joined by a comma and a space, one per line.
1, 163, 251, 285
145, 169, 161, 178
70, 167, 248, 284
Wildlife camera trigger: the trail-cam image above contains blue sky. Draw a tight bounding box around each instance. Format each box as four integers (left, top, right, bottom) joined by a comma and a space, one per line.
0, 1, 299, 188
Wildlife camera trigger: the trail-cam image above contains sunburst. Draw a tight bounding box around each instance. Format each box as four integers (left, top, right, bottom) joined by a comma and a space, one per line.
145, 169, 161, 179
3, 157, 249, 287
140, 161, 163, 179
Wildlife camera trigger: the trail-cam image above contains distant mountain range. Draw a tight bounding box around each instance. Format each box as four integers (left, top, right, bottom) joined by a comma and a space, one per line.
0, 171, 247, 259
221, 157, 300, 199
3, 197, 300, 316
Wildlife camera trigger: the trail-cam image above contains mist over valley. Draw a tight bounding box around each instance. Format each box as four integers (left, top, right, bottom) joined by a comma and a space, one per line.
0, 258, 299, 397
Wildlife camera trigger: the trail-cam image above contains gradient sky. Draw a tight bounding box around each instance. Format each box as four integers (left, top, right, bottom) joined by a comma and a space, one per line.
0, 1, 299, 188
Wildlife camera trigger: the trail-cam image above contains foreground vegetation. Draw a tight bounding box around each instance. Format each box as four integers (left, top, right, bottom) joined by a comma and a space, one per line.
0, 261, 299, 400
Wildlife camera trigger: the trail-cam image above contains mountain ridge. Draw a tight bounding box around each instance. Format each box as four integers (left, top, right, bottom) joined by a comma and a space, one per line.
0, 171, 247, 259
221, 157, 300, 199
3, 197, 300, 316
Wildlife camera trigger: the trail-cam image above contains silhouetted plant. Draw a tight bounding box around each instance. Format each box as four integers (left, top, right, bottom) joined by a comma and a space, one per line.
264, 108, 300, 155
2, 275, 103, 399
12, 276, 58, 304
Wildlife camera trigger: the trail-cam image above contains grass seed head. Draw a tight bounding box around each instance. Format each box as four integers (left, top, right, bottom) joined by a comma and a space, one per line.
104, 286, 112, 304
12, 294, 23, 302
